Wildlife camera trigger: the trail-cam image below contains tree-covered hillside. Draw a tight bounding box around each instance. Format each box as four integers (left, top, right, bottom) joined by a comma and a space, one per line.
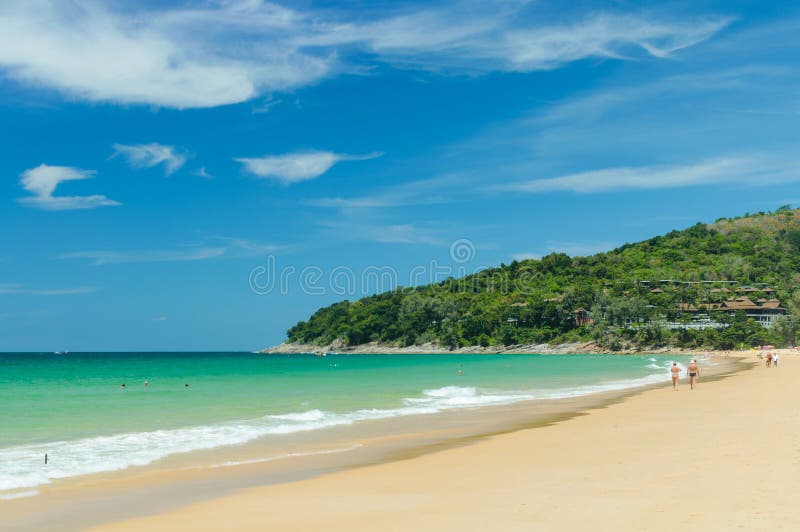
286, 207, 800, 350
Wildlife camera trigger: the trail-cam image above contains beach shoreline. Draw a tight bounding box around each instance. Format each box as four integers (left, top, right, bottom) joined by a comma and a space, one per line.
87, 350, 800, 531
1, 354, 752, 531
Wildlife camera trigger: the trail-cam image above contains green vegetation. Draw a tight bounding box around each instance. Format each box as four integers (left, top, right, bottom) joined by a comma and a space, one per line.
287, 208, 800, 351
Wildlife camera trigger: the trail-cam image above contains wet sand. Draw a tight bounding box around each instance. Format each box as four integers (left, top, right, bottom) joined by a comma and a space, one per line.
85, 353, 800, 531
4, 354, 777, 531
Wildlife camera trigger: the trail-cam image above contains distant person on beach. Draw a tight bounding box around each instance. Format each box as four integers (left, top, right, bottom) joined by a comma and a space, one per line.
766, 352, 773, 368
687, 360, 700, 390
773, 353, 780, 367
670, 363, 681, 390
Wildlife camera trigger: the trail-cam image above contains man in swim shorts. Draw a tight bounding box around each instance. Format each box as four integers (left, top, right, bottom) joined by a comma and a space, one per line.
687, 359, 700, 390
670, 362, 681, 391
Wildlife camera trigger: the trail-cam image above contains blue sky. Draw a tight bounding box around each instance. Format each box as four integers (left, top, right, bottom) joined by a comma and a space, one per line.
2, 0, 800, 351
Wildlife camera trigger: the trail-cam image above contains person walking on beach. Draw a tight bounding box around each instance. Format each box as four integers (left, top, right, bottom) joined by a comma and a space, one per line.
670, 362, 681, 391
773, 352, 780, 368
766, 352, 773, 368
687, 359, 700, 390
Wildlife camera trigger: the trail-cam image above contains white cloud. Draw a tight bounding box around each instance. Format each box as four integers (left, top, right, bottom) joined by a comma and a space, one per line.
497, 15, 733, 69
0, 1, 731, 108
0, 283, 97, 296
18, 164, 120, 211
0, 1, 328, 109
59, 247, 226, 266
309, 172, 475, 209
363, 224, 444, 245
193, 166, 213, 179
208, 236, 284, 256
60, 237, 282, 265
331, 12, 733, 72
236, 151, 382, 184
499, 156, 800, 194
112, 143, 186, 175
310, 151, 800, 214
319, 217, 446, 246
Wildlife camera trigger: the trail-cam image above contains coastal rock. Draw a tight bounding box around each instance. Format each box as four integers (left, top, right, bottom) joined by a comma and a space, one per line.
259, 340, 711, 356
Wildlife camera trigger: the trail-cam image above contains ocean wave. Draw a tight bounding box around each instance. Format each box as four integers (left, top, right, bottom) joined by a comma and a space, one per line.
0, 366, 682, 494
0, 489, 39, 500
208, 444, 363, 469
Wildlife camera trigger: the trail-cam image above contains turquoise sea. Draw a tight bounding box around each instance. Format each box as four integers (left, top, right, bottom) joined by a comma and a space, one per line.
0, 352, 690, 497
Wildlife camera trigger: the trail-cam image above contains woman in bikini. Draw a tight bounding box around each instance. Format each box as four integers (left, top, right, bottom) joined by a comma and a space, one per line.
687, 359, 700, 390
670, 362, 681, 391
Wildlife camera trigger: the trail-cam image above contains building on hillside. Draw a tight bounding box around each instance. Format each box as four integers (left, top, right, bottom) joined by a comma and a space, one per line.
671, 297, 787, 329
718, 297, 786, 327
736, 286, 776, 295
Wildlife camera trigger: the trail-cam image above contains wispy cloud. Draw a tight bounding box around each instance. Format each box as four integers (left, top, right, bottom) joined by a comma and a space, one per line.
0, 1, 731, 108
18, 164, 120, 211
208, 237, 283, 255
236, 151, 382, 184
341, 12, 733, 72
309, 172, 475, 209
193, 166, 213, 179
319, 217, 447, 246
59, 247, 226, 266
60, 237, 283, 265
0, 1, 326, 108
497, 156, 800, 194
252, 94, 284, 114
0, 283, 97, 296
112, 143, 186, 175
360, 224, 444, 245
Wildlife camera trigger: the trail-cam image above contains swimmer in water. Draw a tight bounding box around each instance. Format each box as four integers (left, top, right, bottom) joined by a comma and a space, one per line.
457, 364, 463, 376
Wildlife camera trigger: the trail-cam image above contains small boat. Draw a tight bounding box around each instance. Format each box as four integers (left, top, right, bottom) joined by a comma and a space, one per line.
54, 351, 68, 355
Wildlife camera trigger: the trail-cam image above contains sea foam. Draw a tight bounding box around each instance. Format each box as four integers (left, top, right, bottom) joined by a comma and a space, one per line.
0, 363, 681, 494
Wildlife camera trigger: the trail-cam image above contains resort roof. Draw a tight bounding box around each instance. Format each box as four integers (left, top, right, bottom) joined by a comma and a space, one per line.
720, 297, 785, 312
737, 286, 776, 293
760, 299, 782, 309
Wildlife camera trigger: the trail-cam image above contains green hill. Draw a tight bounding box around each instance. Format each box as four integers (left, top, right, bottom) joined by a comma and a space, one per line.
285, 207, 800, 351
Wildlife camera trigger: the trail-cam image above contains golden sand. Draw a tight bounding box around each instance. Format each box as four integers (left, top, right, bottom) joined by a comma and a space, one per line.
93, 351, 800, 531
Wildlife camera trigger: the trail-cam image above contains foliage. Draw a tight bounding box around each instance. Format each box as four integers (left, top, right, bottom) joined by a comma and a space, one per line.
287, 208, 800, 350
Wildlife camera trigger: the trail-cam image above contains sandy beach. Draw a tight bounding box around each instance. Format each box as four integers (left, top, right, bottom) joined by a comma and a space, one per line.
90, 350, 799, 531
